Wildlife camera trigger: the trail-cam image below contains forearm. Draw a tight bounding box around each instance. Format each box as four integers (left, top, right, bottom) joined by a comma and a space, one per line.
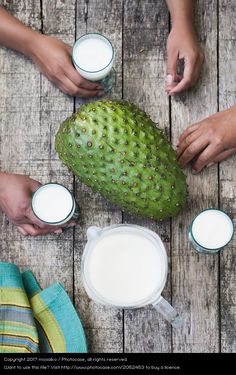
165, 0, 195, 30
0, 6, 38, 57
0, 172, 8, 209
0, 171, 7, 185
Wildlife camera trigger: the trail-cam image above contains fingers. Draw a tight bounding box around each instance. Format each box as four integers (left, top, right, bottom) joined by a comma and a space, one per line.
57, 53, 103, 96
207, 148, 236, 166
166, 47, 178, 79
17, 220, 77, 236
17, 220, 77, 237
74, 86, 104, 98
192, 144, 223, 173
178, 136, 209, 167
166, 48, 179, 93
17, 226, 28, 236
166, 74, 179, 94
79, 78, 103, 91
169, 70, 193, 95
178, 123, 200, 145
65, 44, 72, 55
64, 65, 102, 91
65, 220, 78, 228
17, 224, 53, 237
26, 208, 77, 231
169, 51, 204, 96
168, 57, 195, 95
26, 208, 51, 229
56, 75, 103, 97
30, 179, 41, 193
177, 129, 201, 158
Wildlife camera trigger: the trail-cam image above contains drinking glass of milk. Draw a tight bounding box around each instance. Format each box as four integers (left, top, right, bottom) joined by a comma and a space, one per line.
32, 183, 80, 225
72, 33, 116, 93
81, 224, 183, 328
189, 208, 234, 253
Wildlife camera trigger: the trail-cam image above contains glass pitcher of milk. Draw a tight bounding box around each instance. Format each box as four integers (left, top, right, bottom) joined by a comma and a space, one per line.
81, 224, 182, 328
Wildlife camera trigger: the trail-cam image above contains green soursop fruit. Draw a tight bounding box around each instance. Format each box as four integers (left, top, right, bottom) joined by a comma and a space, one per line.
55, 100, 187, 220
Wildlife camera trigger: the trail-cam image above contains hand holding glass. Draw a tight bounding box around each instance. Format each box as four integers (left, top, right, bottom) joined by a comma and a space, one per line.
72, 33, 116, 93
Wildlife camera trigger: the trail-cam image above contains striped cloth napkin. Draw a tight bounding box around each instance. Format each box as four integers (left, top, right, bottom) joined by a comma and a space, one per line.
0, 262, 87, 353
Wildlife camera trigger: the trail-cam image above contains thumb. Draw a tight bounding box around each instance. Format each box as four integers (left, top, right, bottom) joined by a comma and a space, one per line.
30, 179, 41, 194
210, 148, 236, 164
166, 48, 178, 78
65, 43, 72, 56
166, 49, 178, 91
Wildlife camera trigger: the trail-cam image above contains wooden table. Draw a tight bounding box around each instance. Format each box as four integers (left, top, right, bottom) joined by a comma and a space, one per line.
0, 0, 236, 353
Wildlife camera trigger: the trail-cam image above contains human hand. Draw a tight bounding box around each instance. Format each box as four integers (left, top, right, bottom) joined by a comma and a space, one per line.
177, 106, 236, 173
0, 173, 76, 236
29, 34, 103, 97
166, 26, 204, 95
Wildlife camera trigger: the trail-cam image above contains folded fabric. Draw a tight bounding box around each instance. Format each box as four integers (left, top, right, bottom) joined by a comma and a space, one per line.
22, 270, 87, 353
0, 263, 87, 353
0, 263, 39, 353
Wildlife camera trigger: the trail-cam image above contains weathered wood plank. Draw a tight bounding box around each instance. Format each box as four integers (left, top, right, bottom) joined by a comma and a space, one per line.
171, 0, 219, 352
123, 0, 172, 353
219, 0, 236, 353
39, 0, 76, 296
2, 0, 234, 354
0, 0, 75, 298
74, 0, 123, 353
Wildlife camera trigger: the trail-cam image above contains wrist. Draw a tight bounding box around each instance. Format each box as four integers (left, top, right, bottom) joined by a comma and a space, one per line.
171, 17, 196, 35
0, 172, 8, 207
23, 30, 43, 59
0, 171, 8, 188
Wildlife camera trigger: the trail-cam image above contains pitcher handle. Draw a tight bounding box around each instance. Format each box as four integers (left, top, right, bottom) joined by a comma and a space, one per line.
152, 296, 183, 329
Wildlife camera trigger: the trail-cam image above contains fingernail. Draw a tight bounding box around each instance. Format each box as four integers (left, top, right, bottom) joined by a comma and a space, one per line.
207, 162, 214, 168
17, 227, 27, 235
166, 74, 173, 84
54, 229, 63, 234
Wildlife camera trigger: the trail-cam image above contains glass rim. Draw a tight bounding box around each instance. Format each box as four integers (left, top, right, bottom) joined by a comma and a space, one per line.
81, 224, 168, 308
31, 183, 75, 225
190, 208, 234, 251
72, 32, 115, 74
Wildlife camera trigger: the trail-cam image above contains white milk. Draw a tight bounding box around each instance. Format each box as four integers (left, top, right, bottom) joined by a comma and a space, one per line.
191, 209, 234, 249
32, 184, 74, 224
73, 34, 114, 80
86, 232, 165, 306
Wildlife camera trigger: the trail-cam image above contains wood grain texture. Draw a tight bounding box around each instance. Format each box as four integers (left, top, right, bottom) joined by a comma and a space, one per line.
38, 0, 76, 298
0, 0, 75, 298
171, 0, 219, 352
73, 0, 123, 353
219, 0, 236, 353
123, 0, 172, 353
1, 0, 236, 354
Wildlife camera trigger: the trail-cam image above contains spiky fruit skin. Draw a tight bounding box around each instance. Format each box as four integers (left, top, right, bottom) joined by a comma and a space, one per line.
55, 100, 187, 220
